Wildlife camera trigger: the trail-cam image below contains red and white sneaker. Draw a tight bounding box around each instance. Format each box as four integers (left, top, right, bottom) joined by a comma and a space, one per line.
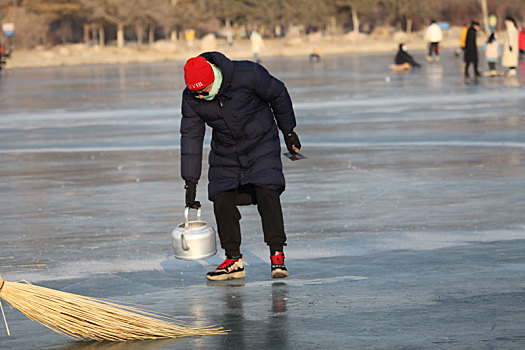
206, 256, 246, 281
270, 251, 289, 278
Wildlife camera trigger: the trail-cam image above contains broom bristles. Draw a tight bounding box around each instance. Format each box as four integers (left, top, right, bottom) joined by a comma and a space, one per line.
0, 276, 226, 341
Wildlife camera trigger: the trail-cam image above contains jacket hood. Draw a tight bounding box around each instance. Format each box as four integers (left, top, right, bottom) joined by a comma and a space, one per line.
200, 52, 234, 95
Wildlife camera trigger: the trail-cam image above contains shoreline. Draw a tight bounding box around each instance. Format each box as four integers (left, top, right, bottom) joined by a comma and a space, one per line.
3, 31, 464, 69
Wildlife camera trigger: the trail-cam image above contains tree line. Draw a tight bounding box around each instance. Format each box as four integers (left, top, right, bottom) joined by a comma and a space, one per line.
0, 0, 524, 49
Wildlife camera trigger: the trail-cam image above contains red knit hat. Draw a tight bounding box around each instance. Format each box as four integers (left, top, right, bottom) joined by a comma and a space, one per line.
184, 56, 214, 90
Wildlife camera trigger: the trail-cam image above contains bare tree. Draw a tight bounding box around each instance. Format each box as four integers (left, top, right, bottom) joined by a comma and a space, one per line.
328, 0, 378, 34
480, 0, 489, 32
81, 0, 141, 48
23, 0, 82, 44
439, 0, 480, 26
384, 0, 440, 32
280, 0, 333, 31
0, 0, 13, 11
8, 0, 522, 50
5, 7, 47, 48
490, 0, 525, 23
170, 0, 217, 36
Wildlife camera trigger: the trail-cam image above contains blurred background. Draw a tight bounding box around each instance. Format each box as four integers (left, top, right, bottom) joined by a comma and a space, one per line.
0, 0, 524, 67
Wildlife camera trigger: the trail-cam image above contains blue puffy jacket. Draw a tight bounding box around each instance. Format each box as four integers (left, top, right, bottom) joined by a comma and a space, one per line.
180, 52, 297, 201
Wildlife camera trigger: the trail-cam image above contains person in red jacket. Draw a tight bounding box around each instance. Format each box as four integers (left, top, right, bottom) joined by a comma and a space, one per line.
519, 26, 525, 60
0, 44, 7, 71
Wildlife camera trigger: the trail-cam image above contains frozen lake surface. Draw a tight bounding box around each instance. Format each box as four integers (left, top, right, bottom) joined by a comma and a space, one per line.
1, 50, 525, 349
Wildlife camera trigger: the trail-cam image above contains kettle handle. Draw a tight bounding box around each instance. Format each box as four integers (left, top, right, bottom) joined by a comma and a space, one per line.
184, 207, 202, 227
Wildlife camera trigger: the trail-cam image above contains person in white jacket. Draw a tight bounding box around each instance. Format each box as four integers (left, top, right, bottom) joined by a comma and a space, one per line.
250, 30, 265, 63
424, 20, 443, 62
502, 17, 519, 77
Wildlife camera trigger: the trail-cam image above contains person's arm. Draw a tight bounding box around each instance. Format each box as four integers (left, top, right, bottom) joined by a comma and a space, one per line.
180, 96, 205, 186
252, 64, 296, 133
252, 64, 301, 153
465, 29, 473, 48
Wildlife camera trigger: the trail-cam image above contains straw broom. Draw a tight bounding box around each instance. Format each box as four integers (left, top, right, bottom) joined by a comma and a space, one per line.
0, 275, 226, 341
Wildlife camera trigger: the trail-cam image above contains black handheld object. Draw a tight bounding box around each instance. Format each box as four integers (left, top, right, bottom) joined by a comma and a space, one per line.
283, 152, 307, 161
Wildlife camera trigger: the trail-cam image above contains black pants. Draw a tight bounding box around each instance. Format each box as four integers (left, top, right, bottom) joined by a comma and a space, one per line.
309, 53, 321, 63
428, 42, 439, 57
488, 62, 496, 70
213, 186, 286, 257
465, 61, 479, 77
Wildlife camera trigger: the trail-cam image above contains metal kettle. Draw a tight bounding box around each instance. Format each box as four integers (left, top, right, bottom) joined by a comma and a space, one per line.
172, 208, 217, 260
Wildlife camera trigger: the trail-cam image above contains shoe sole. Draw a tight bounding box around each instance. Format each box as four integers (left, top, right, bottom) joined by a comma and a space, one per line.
206, 270, 246, 281
271, 269, 289, 278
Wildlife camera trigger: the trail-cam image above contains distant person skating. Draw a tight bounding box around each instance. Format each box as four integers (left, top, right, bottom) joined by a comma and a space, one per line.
309, 42, 321, 63
392, 43, 421, 70
0, 44, 8, 71
250, 30, 265, 63
502, 17, 519, 77
0, 44, 7, 58
482, 33, 502, 76
424, 20, 443, 62
464, 21, 481, 79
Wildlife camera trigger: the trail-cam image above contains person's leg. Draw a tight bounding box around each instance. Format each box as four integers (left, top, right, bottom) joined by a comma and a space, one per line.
254, 186, 289, 278
427, 44, 433, 61
207, 189, 246, 281
474, 60, 480, 77
464, 61, 471, 77
213, 190, 242, 257
254, 187, 286, 253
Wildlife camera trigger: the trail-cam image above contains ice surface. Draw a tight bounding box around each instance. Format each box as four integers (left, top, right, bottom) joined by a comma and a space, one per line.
1, 51, 525, 349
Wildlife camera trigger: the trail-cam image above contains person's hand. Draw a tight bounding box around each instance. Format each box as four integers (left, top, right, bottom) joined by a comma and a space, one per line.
184, 181, 201, 209
509, 46, 513, 52
284, 130, 301, 154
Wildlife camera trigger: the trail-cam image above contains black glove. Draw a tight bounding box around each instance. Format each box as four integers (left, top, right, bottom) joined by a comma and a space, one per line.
284, 130, 301, 154
184, 181, 201, 209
